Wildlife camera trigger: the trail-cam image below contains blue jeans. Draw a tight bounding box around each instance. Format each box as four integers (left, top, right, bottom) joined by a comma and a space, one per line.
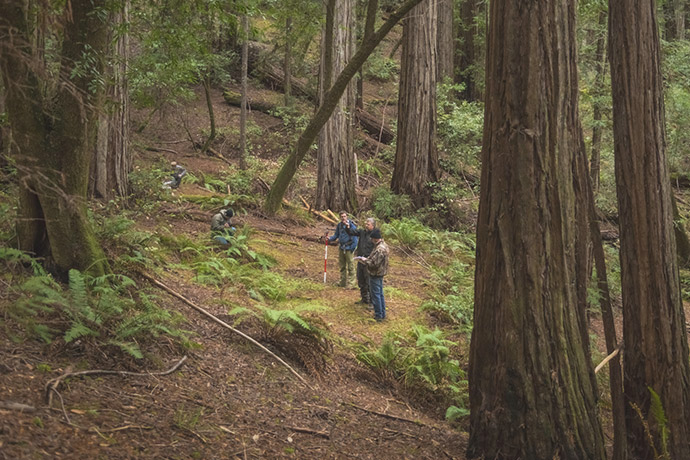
369, 276, 386, 320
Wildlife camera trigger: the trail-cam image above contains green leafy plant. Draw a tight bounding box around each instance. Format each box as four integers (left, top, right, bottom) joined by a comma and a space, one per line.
371, 187, 413, 220
356, 326, 468, 414
228, 304, 332, 375
2, 251, 190, 358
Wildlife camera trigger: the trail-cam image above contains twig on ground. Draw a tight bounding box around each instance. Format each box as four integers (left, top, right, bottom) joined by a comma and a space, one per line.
45, 356, 188, 406
286, 426, 330, 439
140, 273, 314, 390
344, 402, 438, 428
0, 401, 36, 412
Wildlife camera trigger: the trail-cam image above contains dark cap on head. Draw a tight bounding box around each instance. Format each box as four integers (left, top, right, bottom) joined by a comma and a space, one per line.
370, 228, 382, 239
222, 209, 234, 218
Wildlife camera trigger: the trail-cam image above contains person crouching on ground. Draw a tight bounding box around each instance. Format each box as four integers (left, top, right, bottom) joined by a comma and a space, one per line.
356, 228, 389, 322
345, 217, 376, 306
323, 211, 358, 288
211, 208, 235, 244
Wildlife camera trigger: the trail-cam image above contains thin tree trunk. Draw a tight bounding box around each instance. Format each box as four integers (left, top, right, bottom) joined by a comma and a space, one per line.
391, 0, 439, 207
457, 0, 478, 101
264, 0, 425, 214
284, 16, 292, 106
199, 76, 216, 154
90, 0, 130, 200
357, 0, 378, 110
585, 172, 627, 460
467, 1, 606, 458
609, 0, 690, 458
589, 9, 607, 194
240, 14, 249, 170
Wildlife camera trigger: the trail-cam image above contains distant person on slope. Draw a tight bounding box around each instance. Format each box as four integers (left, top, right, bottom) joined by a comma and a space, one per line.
345, 217, 376, 307
162, 161, 187, 189
211, 208, 236, 244
355, 228, 389, 322
323, 211, 358, 288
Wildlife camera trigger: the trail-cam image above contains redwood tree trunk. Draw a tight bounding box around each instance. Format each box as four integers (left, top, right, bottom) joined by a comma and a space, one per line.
264, 0, 424, 214
609, 1, 690, 458
315, 0, 357, 211
468, 1, 605, 458
391, 0, 439, 207
1, 0, 108, 276
90, 0, 130, 200
457, 0, 478, 101
436, 0, 453, 82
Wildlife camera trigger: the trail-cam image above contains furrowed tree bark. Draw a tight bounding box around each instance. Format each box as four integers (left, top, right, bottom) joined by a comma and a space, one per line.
1, 0, 108, 277
264, 0, 424, 215
315, 0, 357, 212
589, 8, 607, 194
609, 1, 690, 457
467, 1, 606, 458
391, 0, 439, 207
90, 0, 130, 200
436, 0, 453, 82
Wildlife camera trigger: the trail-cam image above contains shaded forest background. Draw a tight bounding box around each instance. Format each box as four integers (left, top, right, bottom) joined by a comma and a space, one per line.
2, 0, 690, 459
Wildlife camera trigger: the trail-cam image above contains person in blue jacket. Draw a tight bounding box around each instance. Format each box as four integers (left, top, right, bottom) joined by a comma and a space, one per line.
324, 211, 358, 288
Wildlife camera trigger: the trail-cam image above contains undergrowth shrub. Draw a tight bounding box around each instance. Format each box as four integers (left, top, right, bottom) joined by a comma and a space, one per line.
356, 325, 468, 416
1, 250, 190, 359
228, 304, 332, 376
421, 260, 474, 331
371, 187, 412, 220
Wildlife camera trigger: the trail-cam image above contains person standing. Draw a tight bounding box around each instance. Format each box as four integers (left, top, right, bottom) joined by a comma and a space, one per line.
345, 217, 376, 306
324, 211, 358, 288
356, 228, 389, 321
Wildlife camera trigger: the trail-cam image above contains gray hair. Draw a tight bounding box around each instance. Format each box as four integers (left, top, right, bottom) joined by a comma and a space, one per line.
366, 217, 376, 226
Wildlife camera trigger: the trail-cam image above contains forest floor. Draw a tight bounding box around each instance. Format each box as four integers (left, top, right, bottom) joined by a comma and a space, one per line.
3, 79, 689, 459
0, 83, 471, 460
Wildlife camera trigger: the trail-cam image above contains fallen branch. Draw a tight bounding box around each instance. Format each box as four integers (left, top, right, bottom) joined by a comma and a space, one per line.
207, 147, 233, 166
326, 209, 339, 221
45, 356, 188, 405
0, 401, 36, 412
287, 426, 330, 439
145, 146, 180, 155
141, 273, 313, 390
595, 343, 623, 374
345, 402, 437, 428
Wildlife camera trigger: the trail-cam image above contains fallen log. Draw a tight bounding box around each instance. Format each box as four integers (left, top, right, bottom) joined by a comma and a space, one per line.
247, 41, 317, 102
223, 90, 277, 115
355, 108, 394, 144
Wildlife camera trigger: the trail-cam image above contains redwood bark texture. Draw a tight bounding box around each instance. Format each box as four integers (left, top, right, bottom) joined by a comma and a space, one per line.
90, 0, 130, 200
436, 0, 454, 82
1, 0, 108, 276
315, 0, 357, 211
468, 1, 605, 459
609, 1, 690, 458
391, 0, 439, 206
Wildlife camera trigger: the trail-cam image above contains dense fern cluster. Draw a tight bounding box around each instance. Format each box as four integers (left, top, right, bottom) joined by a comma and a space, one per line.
1, 248, 190, 359
356, 325, 468, 419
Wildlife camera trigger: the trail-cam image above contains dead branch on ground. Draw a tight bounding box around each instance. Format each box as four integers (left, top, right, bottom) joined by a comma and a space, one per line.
140, 273, 313, 390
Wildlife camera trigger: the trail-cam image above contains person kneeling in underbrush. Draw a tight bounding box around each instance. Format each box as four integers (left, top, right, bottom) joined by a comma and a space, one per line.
211, 208, 236, 245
